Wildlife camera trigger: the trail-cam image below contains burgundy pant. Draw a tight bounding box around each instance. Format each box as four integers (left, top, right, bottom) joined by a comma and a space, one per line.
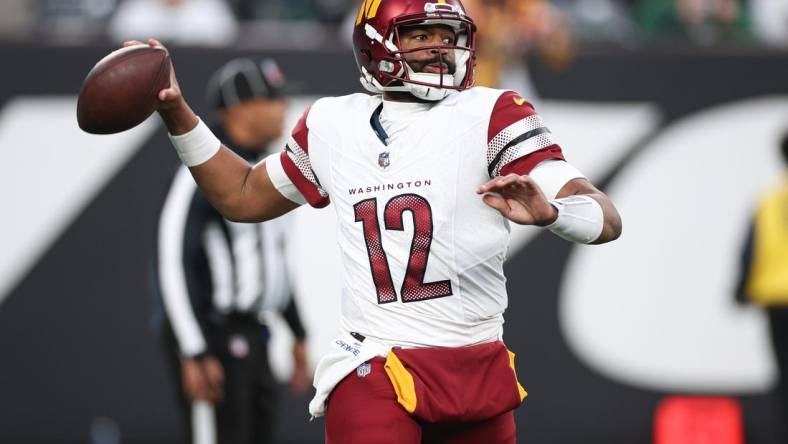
325, 357, 516, 444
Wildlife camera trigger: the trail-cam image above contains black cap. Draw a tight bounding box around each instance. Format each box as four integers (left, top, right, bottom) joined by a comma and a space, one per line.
206, 58, 287, 109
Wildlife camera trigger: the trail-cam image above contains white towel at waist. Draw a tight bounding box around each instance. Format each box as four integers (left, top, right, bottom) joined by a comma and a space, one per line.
309, 330, 391, 418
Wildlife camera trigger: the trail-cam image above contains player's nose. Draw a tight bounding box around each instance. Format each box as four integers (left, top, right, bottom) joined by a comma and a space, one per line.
428, 40, 449, 55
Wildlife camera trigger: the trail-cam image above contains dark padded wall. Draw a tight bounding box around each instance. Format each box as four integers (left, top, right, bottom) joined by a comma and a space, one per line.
1, 43, 786, 444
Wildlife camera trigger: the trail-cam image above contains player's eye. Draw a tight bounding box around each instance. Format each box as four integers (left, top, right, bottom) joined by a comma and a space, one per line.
442, 37, 455, 45
414, 34, 428, 41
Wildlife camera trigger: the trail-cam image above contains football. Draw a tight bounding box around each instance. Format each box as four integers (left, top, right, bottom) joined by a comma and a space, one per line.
77, 45, 170, 134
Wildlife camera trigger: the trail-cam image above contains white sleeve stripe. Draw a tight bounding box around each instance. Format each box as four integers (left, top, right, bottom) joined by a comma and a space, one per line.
260, 221, 289, 313
202, 222, 234, 313
286, 137, 328, 197
158, 168, 208, 357
487, 115, 546, 165
232, 222, 264, 312
529, 160, 586, 199
263, 153, 307, 205
490, 131, 557, 177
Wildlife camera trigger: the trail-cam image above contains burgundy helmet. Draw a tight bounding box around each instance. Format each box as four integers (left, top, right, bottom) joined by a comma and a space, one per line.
352, 0, 477, 101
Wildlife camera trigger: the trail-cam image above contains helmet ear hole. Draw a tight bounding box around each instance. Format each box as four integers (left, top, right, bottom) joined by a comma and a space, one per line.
360, 49, 372, 65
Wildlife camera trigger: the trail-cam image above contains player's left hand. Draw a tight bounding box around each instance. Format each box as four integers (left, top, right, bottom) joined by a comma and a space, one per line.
477, 174, 558, 226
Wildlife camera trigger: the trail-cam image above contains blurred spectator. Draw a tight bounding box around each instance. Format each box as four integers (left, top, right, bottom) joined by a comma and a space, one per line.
735, 132, 788, 438
231, 0, 351, 22
340, 0, 364, 44
36, 0, 117, 42
225, 0, 257, 20
552, 0, 637, 45
108, 0, 238, 46
314, 0, 356, 22
750, 0, 788, 47
0, 0, 35, 39
155, 58, 310, 444
633, 0, 752, 44
463, 0, 575, 101
244, 0, 318, 20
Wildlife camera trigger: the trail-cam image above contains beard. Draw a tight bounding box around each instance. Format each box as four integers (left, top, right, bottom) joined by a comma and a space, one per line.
407, 54, 457, 75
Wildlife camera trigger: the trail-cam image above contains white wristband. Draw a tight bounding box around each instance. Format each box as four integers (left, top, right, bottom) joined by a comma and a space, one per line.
546, 195, 604, 244
168, 118, 221, 167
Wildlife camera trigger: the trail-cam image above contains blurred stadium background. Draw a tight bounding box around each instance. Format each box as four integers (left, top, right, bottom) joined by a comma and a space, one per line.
1, 0, 788, 443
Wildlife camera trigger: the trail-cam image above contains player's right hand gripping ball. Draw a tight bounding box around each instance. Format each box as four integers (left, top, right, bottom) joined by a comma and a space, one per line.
77, 45, 170, 134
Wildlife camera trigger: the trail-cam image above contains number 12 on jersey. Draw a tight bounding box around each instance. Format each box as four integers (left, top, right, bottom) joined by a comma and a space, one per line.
354, 194, 453, 304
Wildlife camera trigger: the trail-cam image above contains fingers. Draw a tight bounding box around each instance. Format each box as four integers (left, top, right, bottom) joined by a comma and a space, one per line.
121, 38, 169, 52
181, 360, 206, 401
180, 357, 225, 403
121, 38, 176, 106
479, 174, 552, 225
183, 383, 205, 402
148, 38, 170, 54
158, 88, 178, 101
477, 174, 534, 194
205, 361, 224, 388
122, 39, 161, 48
202, 358, 225, 403
289, 368, 312, 394
482, 193, 511, 217
477, 174, 516, 194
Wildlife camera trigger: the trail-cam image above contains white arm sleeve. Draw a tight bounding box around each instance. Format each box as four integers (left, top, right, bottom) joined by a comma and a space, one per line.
158, 168, 208, 357
529, 159, 586, 199
263, 153, 307, 206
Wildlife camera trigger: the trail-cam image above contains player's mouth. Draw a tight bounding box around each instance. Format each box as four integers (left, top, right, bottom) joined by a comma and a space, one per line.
424, 63, 450, 74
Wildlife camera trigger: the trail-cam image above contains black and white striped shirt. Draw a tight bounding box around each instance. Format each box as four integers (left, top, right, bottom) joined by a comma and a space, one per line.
156, 126, 304, 357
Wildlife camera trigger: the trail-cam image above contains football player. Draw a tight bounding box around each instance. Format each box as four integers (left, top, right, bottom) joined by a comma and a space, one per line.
128, 0, 622, 442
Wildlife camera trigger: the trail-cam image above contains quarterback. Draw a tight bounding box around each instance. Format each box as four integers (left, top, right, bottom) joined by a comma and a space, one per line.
134, 0, 621, 441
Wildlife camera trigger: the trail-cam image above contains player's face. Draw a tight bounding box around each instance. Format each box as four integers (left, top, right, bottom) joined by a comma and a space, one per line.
234, 98, 288, 150
398, 24, 457, 75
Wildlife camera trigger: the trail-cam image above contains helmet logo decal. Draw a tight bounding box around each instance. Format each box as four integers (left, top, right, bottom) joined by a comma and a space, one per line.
356, 0, 384, 25
424, 2, 464, 15
513, 97, 526, 106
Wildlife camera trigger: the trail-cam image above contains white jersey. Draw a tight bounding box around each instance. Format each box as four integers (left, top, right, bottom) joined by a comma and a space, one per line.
267, 87, 580, 349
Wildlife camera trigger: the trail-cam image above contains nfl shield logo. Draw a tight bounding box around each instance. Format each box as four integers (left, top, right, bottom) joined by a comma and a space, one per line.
378, 152, 390, 169
356, 362, 372, 378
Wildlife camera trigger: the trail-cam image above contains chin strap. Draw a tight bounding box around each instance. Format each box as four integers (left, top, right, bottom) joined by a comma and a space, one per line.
402, 64, 454, 101
359, 66, 456, 102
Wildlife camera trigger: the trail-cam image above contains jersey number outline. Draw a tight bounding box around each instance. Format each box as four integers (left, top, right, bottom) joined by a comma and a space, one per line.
354, 194, 453, 304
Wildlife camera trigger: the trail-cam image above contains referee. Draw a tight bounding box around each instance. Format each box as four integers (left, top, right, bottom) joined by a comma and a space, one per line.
735, 132, 788, 440
155, 58, 309, 444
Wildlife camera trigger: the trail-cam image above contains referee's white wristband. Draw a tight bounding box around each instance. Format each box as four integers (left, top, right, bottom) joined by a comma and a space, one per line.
546, 195, 604, 244
168, 118, 222, 167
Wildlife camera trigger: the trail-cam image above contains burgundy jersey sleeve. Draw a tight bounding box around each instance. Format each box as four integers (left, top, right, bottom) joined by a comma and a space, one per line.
487, 91, 565, 178
279, 106, 330, 208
